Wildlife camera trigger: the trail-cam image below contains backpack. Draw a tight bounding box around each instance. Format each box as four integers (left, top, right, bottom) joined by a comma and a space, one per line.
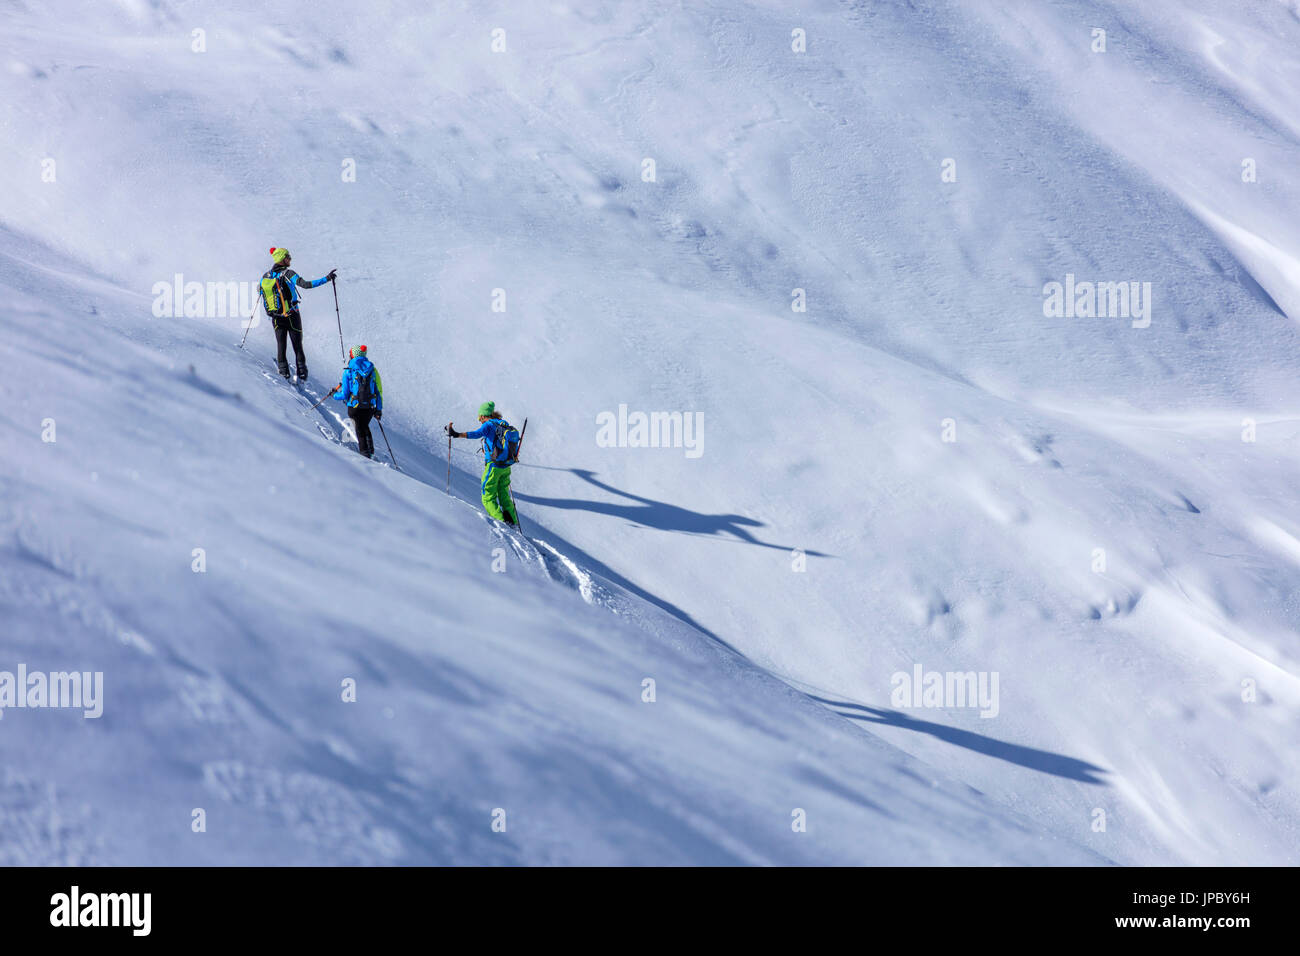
260, 269, 293, 316
352, 365, 376, 408
487, 419, 520, 465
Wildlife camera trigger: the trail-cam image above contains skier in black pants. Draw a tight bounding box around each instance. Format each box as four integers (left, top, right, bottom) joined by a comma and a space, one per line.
332, 345, 383, 458
258, 247, 336, 381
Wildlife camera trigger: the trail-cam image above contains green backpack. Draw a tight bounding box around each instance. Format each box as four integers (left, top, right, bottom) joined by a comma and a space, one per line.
260, 269, 292, 316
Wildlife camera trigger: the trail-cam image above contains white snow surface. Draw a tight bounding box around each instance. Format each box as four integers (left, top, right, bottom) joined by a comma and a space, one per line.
1, 0, 1298, 864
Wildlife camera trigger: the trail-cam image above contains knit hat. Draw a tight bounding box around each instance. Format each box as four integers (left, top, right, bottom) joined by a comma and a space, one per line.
477, 401, 496, 417
269, 247, 290, 263
350, 344, 367, 359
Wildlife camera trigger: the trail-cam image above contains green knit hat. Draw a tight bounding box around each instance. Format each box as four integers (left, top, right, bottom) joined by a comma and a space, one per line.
269, 246, 290, 263
477, 401, 496, 417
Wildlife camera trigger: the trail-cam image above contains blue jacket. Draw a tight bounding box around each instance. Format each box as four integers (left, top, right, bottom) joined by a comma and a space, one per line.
333, 356, 383, 410
262, 267, 330, 313
464, 417, 514, 465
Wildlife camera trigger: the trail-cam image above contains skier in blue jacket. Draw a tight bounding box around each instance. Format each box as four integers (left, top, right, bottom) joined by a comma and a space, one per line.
332, 345, 383, 459
445, 402, 519, 525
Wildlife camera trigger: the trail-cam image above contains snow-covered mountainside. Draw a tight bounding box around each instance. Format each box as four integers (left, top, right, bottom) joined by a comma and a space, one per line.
2, 0, 1298, 864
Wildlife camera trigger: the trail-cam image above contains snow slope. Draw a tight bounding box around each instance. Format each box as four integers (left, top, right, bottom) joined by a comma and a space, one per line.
0, 228, 1105, 865
2, 0, 1298, 864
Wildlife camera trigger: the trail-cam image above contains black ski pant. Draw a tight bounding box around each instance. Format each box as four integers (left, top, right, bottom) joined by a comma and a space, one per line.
273, 312, 307, 378
349, 406, 375, 458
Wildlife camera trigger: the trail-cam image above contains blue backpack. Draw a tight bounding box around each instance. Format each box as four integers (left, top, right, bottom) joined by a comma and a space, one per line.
488, 419, 521, 465
352, 366, 376, 408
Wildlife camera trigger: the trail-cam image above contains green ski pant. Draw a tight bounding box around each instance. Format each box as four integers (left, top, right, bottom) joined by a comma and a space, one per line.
481, 463, 518, 522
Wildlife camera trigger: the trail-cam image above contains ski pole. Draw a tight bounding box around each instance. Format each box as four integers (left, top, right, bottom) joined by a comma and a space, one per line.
377, 419, 398, 470
446, 433, 452, 493
305, 386, 339, 412
331, 276, 345, 362
509, 488, 524, 535
239, 296, 260, 348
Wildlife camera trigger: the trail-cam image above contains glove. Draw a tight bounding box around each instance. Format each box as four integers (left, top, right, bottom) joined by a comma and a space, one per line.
374, 410, 382, 420
327, 269, 338, 281
444, 421, 457, 438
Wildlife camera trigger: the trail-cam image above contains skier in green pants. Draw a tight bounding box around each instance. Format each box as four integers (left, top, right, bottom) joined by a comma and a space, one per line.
445, 402, 522, 525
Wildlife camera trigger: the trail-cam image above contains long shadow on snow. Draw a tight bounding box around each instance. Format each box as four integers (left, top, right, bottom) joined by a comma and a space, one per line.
231, 355, 737, 659
808, 696, 1107, 784
317, 421, 747, 657
237, 351, 1099, 788
514, 467, 831, 557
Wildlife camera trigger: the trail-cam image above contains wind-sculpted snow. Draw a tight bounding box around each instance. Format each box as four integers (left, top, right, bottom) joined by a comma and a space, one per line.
2, 0, 1298, 864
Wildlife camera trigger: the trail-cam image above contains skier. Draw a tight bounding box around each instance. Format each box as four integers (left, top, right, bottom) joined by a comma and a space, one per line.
445, 402, 521, 526
259, 247, 336, 381
332, 345, 383, 459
